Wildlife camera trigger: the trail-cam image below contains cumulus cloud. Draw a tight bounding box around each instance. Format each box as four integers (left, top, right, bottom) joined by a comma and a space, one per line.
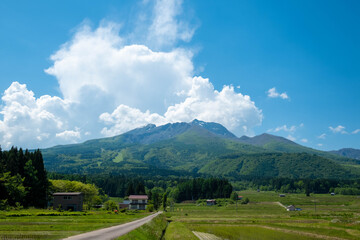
45, 23, 194, 114
267, 87, 289, 99
100, 104, 167, 136
56, 129, 81, 142
100, 77, 263, 136
0, 0, 263, 148
0, 82, 75, 148
329, 125, 347, 134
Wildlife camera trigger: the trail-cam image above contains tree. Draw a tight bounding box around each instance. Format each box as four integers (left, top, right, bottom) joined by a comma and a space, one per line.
230, 191, 238, 201
0, 172, 26, 207
162, 192, 168, 211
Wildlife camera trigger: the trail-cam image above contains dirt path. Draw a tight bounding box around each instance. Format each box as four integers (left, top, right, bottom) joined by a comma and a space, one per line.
63, 211, 162, 240
275, 201, 287, 209
192, 231, 222, 240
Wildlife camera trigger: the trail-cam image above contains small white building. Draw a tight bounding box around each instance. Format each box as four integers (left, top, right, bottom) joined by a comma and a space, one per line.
206, 199, 216, 206
129, 195, 148, 210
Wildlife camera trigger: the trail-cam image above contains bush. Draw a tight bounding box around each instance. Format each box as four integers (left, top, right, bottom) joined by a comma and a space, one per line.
104, 200, 118, 211
241, 197, 249, 204
147, 204, 154, 212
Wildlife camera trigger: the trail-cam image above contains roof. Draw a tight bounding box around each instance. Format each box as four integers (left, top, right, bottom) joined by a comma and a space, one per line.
129, 195, 148, 200
53, 192, 83, 196
206, 199, 216, 202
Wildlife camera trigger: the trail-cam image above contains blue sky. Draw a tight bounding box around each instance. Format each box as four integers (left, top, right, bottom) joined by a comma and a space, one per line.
0, 0, 359, 150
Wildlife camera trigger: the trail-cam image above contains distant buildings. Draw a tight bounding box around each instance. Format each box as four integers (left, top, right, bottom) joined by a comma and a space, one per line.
286, 205, 296, 211
206, 199, 216, 206
129, 195, 148, 210
53, 192, 83, 211
279, 194, 286, 197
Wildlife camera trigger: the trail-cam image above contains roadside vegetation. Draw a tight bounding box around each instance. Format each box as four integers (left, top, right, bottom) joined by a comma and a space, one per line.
117, 214, 167, 240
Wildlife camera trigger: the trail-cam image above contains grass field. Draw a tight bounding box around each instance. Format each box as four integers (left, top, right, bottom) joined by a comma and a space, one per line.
0, 209, 150, 239
1, 191, 359, 239
164, 191, 360, 240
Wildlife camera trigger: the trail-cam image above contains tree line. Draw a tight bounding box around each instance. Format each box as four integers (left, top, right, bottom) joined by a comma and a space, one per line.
0, 147, 49, 209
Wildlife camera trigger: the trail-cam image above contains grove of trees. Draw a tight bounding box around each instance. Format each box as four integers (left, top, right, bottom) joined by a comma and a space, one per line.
0, 147, 49, 208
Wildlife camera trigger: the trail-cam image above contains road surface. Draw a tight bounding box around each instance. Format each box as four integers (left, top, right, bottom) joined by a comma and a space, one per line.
63, 211, 162, 240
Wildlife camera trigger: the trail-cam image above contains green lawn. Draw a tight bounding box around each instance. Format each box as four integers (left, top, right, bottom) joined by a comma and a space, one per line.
164, 191, 360, 240
0, 209, 150, 239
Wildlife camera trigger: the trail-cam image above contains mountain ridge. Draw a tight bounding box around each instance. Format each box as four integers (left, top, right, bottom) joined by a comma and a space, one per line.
41, 120, 360, 179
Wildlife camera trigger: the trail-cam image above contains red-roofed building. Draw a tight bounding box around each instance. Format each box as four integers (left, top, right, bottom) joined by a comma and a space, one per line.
129, 195, 148, 210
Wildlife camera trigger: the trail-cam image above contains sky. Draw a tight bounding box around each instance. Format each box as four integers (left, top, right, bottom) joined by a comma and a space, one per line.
0, 0, 359, 151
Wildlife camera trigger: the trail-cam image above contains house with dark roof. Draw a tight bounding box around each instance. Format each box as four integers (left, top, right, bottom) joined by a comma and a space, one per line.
129, 195, 148, 210
53, 192, 83, 211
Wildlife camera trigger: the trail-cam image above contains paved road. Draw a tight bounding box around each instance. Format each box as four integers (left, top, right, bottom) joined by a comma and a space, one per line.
63, 211, 162, 240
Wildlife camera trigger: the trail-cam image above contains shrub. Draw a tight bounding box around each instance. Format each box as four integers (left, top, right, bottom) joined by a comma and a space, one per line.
147, 204, 154, 212
241, 197, 249, 204
104, 200, 118, 211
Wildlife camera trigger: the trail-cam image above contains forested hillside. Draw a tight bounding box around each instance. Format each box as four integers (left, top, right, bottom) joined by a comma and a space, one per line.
42, 121, 360, 180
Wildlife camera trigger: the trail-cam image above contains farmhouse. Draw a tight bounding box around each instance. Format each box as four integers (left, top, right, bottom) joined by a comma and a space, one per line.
129, 195, 148, 210
286, 205, 296, 211
53, 192, 83, 211
279, 194, 286, 197
206, 199, 216, 206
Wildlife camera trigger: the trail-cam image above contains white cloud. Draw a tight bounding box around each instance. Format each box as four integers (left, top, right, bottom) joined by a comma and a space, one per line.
147, 0, 196, 49
267, 87, 289, 99
317, 133, 326, 139
352, 129, 360, 134
56, 129, 81, 142
99, 104, 167, 136
164, 77, 263, 135
329, 125, 347, 134
268, 123, 303, 133
300, 138, 308, 143
100, 77, 263, 136
45, 23, 194, 114
0, 82, 73, 148
317, 143, 323, 147
0, 0, 263, 148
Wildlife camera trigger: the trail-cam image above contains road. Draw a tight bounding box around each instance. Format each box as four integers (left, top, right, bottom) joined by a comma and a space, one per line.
63, 211, 162, 240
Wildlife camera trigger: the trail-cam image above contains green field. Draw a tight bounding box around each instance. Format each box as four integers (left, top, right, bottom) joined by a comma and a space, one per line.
1, 191, 359, 239
163, 191, 360, 240
0, 209, 150, 239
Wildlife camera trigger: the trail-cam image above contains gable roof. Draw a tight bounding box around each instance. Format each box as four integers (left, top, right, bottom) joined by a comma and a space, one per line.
129, 195, 148, 200
53, 192, 83, 196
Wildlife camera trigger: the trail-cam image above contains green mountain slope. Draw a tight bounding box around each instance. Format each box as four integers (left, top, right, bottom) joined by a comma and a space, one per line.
199, 153, 355, 179
238, 133, 360, 165
42, 121, 360, 179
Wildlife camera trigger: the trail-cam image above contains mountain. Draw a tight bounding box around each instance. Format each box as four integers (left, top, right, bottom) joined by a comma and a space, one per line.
238, 133, 360, 165
330, 148, 360, 160
41, 120, 360, 179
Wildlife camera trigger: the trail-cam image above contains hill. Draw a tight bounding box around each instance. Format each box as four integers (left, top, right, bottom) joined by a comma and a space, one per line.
42, 120, 360, 179
238, 133, 360, 165
330, 148, 360, 160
